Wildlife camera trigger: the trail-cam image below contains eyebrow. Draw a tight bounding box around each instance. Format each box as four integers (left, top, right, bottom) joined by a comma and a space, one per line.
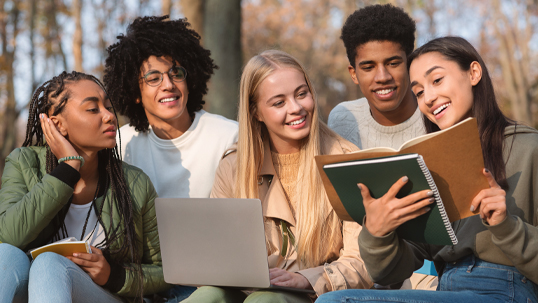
80, 96, 110, 104
410, 65, 444, 88
357, 56, 403, 67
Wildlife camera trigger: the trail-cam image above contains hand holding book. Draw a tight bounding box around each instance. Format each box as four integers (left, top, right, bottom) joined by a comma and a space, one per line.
66, 246, 111, 286
471, 169, 507, 226
359, 176, 435, 237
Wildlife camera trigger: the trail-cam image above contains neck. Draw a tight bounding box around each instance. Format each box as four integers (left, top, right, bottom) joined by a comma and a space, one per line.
149, 112, 193, 140
77, 150, 100, 181
269, 138, 302, 154
371, 89, 417, 126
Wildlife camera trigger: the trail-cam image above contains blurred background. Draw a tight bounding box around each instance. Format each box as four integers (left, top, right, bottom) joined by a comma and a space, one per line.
0, 0, 537, 177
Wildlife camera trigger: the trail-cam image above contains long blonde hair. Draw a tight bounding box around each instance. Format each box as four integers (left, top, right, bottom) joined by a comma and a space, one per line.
236, 50, 342, 268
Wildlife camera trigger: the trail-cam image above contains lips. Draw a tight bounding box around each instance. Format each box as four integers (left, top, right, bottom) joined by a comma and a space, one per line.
104, 126, 116, 133
159, 96, 179, 103
432, 102, 451, 115
287, 116, 306, 126
374, 87, 395, 96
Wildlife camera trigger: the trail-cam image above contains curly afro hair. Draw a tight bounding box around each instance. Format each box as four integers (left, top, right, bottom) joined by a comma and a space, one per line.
341, 4, 416, 68
104, 15, 217, 132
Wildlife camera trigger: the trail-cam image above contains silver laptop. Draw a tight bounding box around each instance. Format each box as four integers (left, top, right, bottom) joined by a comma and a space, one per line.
155, 198, 315, 294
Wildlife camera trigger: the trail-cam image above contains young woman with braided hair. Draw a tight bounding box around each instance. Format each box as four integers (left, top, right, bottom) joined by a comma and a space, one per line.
0, 71, 169, 302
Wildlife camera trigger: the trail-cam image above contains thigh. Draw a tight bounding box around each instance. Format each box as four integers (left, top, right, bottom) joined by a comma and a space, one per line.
245, 290, 313, 303
0, 243, 30, 303
163, 285, 198, 303
179, 286, 247, 303
28, 252, 123, 303
316, 289, 492, 303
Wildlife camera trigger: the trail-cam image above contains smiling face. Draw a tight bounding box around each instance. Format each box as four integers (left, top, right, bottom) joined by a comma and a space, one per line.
255, 67, 314, 154
349, 40, 416, 125
52, 80, 117, 153
410, 52, 481, 130
138, 55, 190, 131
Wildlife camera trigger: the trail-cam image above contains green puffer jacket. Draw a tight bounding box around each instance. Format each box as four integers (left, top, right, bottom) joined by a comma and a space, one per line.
0, 146, 170, 299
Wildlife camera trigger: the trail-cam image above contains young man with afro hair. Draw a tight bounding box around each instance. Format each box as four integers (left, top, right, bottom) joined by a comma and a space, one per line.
327, 4, 437, 291
104, 16, 238, 201
328, 4, 425, 150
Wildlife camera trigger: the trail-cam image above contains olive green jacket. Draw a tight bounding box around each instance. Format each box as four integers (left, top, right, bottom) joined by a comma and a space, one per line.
0, 146, 169, 298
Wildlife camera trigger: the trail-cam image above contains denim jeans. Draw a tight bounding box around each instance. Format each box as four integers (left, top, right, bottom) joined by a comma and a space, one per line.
316, 255, 538, 303
0, 243, 123, 303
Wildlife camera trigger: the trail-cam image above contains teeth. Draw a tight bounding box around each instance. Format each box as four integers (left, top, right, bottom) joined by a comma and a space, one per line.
159, 97, 177, 103
433, 103, 451, 115
288, 117, 305, 126
376, 88, 395, 95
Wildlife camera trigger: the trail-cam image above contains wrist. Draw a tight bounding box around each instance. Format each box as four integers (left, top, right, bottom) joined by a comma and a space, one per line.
58, 155, 84, 171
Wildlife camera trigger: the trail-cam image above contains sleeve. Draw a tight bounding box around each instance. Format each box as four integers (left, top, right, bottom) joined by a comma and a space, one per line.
0, 149, 78, 248
297, 221, 374, 295
485, 142, 538, 285
114, 170, 170, 296
357, 219, 432, 286
327, 104, 360, 147
210, 154, 236, 199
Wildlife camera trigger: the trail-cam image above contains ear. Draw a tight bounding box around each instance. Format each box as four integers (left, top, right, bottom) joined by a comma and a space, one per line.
348, 65, 359, 85
50, 115, 68, 136
469, 61, 482, 86
135, 97, 141, 104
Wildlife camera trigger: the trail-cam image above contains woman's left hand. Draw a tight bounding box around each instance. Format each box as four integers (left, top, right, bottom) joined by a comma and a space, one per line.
269, 268, 312, 289
470, 169, 507, 226
67, 246, 111, 286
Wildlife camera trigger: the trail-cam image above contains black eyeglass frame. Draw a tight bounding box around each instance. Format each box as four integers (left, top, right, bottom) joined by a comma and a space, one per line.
140, 66, 187, 87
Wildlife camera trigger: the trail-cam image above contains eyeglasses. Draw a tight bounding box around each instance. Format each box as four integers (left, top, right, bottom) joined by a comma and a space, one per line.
140, 66, 187, 87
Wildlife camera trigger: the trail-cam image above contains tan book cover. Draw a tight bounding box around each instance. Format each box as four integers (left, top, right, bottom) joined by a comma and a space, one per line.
30, 237, 91, 260
316, 117, 488, 223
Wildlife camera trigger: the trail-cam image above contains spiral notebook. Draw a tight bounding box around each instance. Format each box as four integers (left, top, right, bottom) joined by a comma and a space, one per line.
323, 153, 457, 245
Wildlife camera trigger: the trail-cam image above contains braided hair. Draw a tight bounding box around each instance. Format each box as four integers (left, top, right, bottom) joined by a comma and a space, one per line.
104, 15, 217, 132
23, 71, 144, 298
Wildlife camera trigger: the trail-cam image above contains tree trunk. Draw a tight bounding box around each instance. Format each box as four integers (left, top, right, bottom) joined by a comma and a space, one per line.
180, 0, 204, 38
203, 0, 242, 120
162, 0, 172, 16
72, 0, 83, 72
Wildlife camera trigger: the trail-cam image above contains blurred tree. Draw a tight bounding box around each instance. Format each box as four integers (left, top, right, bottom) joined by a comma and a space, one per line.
0, 0, 22, 174
180, 0, 242, 120
72, 0, 83, 71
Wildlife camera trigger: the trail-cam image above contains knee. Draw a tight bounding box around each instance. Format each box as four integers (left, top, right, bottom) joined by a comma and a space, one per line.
30, 252, 72, 277
244, 291, 291, 303
0, 243, 30, 275
181, 286, 244, 303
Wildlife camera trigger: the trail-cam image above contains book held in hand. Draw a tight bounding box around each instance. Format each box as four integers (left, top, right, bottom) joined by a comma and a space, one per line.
316, 118, 489, 245
29, 237, 91, 260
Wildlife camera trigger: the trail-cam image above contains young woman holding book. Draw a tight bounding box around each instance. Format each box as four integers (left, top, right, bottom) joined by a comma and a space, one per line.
181, 50, 373, 303
0, 71, 169, 302
317, 36, 538, 303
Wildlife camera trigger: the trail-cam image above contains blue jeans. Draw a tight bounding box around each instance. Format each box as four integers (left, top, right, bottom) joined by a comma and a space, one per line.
0, 243, 123, 303
316, 255, 538, 303
162, 285, 198, 303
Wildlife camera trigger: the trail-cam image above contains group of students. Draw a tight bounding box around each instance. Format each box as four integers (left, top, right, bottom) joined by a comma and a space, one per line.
0, 3, 536, 303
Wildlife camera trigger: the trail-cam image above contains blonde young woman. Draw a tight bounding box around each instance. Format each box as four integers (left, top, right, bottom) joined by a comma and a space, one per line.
181, 50, 373, 303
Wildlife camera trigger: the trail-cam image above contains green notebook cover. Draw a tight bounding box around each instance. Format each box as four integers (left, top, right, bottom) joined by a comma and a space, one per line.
323, 153, 456, 246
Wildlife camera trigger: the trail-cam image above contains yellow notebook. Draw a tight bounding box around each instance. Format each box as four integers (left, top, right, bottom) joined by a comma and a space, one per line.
29, 237, 91, 260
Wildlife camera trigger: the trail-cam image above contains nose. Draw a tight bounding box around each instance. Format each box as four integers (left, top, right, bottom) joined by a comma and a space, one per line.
103, 107, 116, 124
374, 65, 393, 83
288, 98, 303, 114
423, 87, 437, 106
160, 73, 174, 90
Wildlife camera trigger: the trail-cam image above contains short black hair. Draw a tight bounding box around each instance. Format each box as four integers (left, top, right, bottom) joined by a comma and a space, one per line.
341, 4, 416, 68
104, 15, 217, 132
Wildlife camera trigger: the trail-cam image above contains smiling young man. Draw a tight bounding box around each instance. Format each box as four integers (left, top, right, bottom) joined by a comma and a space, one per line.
104, 16, 238, 201
328, 4, 437, 290
328, 4, 425, 150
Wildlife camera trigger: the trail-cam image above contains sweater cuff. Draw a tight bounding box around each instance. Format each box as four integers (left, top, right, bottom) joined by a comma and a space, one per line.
359, 216, 397, 248
484, 213, 518, 239
103, 255, 126, 293
49, 162, 81, 188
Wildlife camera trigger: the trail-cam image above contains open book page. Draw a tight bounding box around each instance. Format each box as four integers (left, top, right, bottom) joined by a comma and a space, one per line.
29, 238, 91, 260
316, 117, 488, 223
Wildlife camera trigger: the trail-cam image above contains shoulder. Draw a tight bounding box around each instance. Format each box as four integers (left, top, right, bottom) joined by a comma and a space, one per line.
505, 124, 538, 149
320, 128, 360, 154
196, 110, 238, 132
329, 98, 369, 117
6, 146, 45, 167
118, 123, 145, 142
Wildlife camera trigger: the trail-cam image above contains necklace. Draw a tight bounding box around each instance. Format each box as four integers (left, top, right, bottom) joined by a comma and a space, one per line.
78, 178, 101, 241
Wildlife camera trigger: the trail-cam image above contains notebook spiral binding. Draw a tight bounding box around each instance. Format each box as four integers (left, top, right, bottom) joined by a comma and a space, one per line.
417, 155, 458, 245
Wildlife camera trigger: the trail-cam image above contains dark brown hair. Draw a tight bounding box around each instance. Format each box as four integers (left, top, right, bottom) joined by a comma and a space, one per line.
408, 37, 514, 189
